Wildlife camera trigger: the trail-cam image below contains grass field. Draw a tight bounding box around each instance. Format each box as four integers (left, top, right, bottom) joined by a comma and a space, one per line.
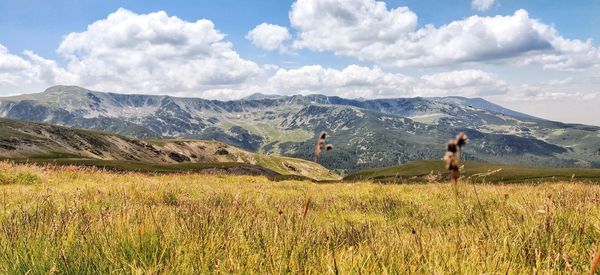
346, 160, 600, 183
0, 161, 599, 273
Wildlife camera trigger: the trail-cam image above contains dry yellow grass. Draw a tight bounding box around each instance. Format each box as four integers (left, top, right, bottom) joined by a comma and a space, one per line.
0, 161, 599, 273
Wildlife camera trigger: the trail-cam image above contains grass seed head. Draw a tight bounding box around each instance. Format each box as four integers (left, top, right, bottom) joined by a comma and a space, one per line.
444, 132, 468, 182
313, 131, 333, 162
447, 142, 458, 153
456, 132, 468, 148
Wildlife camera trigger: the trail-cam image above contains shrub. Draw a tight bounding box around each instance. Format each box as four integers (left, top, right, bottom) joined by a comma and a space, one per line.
162, 190, 179, 206
0, 171, 42, 185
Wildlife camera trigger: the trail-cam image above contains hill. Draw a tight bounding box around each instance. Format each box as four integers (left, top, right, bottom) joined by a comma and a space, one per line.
0, 118, 339, 181
1, 85, 599, 172
345, 160, 600, 183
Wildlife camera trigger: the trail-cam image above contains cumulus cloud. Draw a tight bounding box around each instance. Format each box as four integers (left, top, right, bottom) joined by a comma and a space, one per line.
0, 32, 591, 103
264, 65, 511, 98
288, 0, 600, 70
1, 5, 597, 106
246, 23, 291, 52
266, 65, 414, 98
57, 8, 260, 96
290, 0, 417, 57
0, 43, 75, 94
472, 0, 496, 11
519, 36, 600, 70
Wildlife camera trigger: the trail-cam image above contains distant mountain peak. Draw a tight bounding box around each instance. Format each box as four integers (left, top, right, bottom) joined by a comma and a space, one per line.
43, 85, 90, 94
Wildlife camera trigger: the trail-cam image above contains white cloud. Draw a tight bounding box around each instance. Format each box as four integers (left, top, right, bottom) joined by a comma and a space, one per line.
246, 23, 291, 52
420, 70, 508, 96
57, 8, 261, 96
265, 65, 510, 98
0, 43, 75, 94
421, 70, 501, 89
502, 82, 598, 101
1, 4, 598, 113
266, 65, 414, 98
0, 8, 263, 99
471, 0, 496, 11
519, 36, 600, 70
544, 77, 573, 86
0, 36, 516, 100
290, 0, 417, 57
289, 0, 600, 70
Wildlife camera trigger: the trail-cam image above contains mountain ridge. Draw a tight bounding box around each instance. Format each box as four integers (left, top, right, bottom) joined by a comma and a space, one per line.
1, 85, 599, 171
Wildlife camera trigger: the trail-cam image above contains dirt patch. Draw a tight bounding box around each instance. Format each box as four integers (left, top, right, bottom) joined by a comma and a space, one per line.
215, 148, 229, 155
168, 152, 191, 162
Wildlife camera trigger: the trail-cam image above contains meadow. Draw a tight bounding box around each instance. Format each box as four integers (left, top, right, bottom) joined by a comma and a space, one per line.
346, 160, 600, 184
0, 161, 599, 274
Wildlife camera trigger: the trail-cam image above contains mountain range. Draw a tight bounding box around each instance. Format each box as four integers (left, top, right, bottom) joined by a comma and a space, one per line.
1, 85, 599, 172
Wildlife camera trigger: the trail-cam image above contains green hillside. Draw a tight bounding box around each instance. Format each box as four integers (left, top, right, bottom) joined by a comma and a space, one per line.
345, 160, 600, 183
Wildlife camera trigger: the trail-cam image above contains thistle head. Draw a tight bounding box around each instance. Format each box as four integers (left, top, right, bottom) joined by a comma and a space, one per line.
313, 131, 333, 162
455, 132, 468, 148
444, 132, 468, 182
446, 142, 458, 153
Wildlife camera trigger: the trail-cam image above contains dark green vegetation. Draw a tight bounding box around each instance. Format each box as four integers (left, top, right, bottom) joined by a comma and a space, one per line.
0, 169, 41, 185
0, 118, 339, 181
2, 85, 599, 172
346, 160, 600, 183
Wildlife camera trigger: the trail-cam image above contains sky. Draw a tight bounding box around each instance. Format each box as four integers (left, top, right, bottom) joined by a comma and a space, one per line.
0, 0, 599, 125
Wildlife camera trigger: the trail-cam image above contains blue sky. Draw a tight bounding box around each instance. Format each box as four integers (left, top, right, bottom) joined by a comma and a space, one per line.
2, 0, 599, 67
0, 0, 599, 124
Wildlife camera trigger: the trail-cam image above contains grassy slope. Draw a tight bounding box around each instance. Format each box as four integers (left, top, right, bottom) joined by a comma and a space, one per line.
345, 160, 600, 183
4, 158, 259, 172
254, 154, 339, 181
0, 119, 339, 181
0, 162, 598, 273
0, 117, 115, 138
147, 139, 339, 181
1, 158, 323, 181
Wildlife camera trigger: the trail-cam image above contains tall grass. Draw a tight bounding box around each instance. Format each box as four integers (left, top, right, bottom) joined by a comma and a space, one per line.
0, 161, 599, 273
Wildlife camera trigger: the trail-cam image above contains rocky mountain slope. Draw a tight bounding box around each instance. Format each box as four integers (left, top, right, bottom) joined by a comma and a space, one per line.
0, 118, 339, 180
1, 85, 599, 171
